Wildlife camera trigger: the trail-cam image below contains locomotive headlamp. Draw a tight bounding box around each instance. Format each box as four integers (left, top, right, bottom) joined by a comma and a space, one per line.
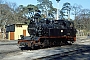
61, 30, 63, 32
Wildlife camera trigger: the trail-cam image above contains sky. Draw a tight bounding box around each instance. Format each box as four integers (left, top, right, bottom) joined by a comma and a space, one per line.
6, 0, 90, 9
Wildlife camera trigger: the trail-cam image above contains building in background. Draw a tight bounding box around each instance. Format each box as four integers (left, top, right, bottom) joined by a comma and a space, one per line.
6, 23, 29, 40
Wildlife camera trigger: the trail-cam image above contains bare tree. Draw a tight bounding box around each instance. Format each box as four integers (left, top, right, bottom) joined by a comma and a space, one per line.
79, 9, 90, 30
72, 3, 82, 20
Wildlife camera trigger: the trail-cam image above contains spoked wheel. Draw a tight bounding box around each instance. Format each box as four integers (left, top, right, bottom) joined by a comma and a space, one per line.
31, 43, 35, 49
60, 41, 63, 46
42, 40, 49, 48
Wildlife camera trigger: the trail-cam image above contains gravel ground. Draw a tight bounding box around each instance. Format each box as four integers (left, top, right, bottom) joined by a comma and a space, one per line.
2, 45, 90, 60
0, 40, 17, 45
0, 40, 19, 53
0, 40, 20, 59
0, 36, 90, 60
55, 49, 90, 60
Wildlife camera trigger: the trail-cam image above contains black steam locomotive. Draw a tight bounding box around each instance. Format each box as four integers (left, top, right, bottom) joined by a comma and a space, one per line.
18, 17, 76, 49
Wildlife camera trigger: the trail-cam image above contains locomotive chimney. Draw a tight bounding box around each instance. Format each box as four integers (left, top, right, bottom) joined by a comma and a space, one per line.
56, 0, 60, 20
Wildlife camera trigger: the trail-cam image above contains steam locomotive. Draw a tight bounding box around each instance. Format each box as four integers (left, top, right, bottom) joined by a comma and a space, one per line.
18, 13, 77, 50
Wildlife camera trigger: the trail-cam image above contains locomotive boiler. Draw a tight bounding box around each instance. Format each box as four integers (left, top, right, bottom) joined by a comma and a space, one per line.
18, 16, 77, 49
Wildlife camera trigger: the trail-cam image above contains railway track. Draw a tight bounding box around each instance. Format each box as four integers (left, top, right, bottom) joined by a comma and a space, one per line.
34, 46, 90, 60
